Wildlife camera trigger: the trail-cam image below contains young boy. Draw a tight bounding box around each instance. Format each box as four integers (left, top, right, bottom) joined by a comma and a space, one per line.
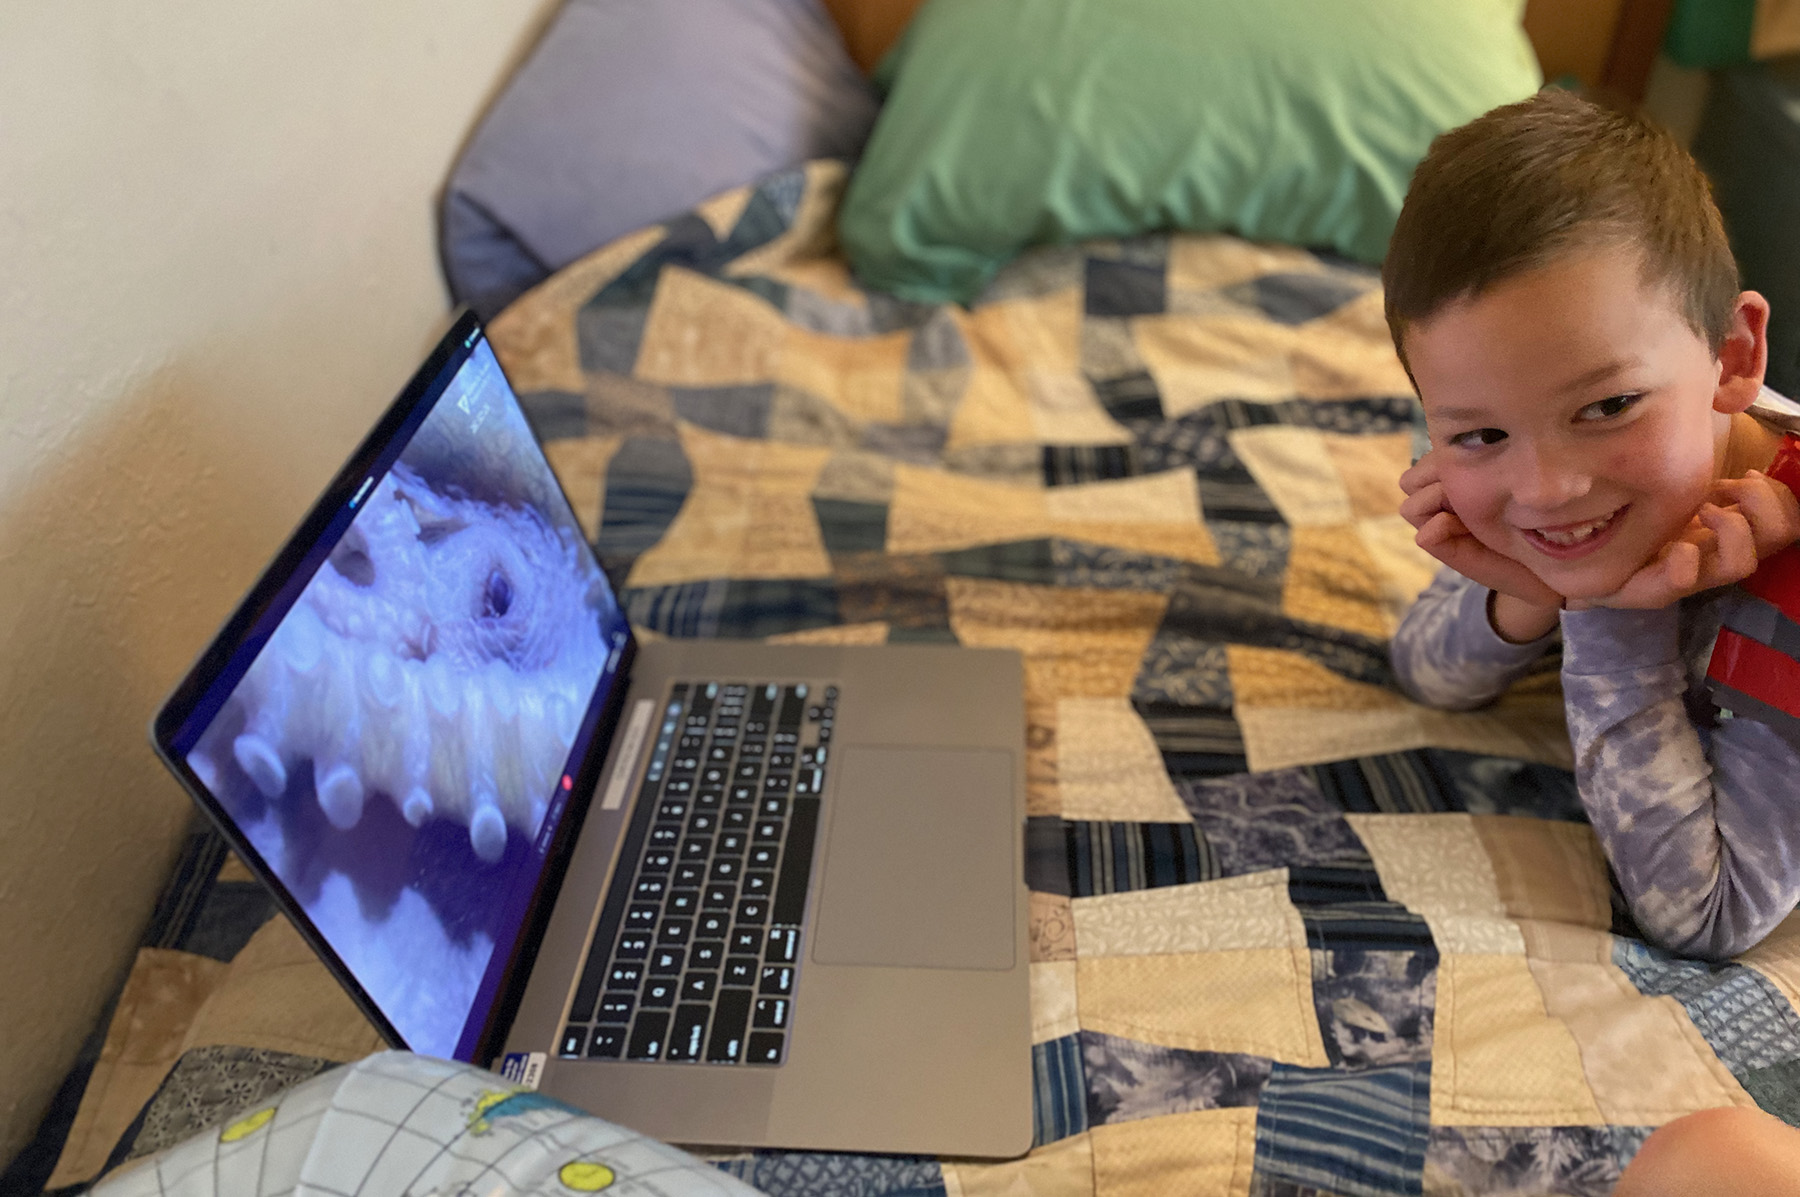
1385, 88, 1800, 963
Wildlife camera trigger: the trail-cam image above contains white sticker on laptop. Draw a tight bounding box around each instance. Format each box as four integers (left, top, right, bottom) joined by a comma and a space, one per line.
499, 1051, 546, 1090
600, 699, 656, 810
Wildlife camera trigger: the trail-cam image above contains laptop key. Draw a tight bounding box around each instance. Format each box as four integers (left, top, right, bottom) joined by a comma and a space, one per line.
614, 933, 651, 959
753, 998, 790, 1029
648, 948, 684, 976
560, 1026, 588, 1057
586, 1026, 626, 1059
689, 941, 724, 969
626, 905, 658, 930
747, 1031, 785, 1065
641, 978, 677, 1008
748, 844, 777, 870
597, 994, 635, 1023
703, 884, 735, 909
657, 918, 692, 945
760, 967, 794, 996
673, 862, 705, 887
607, 962, 644, 990
724, 956, 758, 986
706, 988, 753, 1063
730, 927, 761, 954
737, 897, 769, 925
628, 1011, 670, 1060
666, 889, 699, 916
642, 850, 674, 873
667, 1004, 711, 1062
765, 927, 799, 964
772, 798, 821, 925
695, 911, 729, 940
681, 973, 718, 1002
742, 871, 773, 897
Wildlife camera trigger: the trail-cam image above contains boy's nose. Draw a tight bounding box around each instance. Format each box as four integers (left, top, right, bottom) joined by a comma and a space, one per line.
1511, 442, 1592, 511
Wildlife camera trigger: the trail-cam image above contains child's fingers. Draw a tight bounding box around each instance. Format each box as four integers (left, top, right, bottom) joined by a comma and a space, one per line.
1696, 502, 1759, 584
1399, 481, 1450, 531
1413, 509, 1467, 549
1660, 539, 1702, 593
1398, 454, 1441, 498
1718, 472, 1800, 556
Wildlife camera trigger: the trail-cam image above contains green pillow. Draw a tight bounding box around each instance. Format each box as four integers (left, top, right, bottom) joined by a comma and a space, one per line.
839, 0, 1542, 304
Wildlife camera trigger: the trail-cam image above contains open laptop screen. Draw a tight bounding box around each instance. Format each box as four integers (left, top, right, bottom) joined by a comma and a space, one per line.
162, 324, 631, 1059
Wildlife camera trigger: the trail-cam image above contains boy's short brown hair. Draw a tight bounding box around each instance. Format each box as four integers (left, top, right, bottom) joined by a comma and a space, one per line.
1383, 88, 1740, 368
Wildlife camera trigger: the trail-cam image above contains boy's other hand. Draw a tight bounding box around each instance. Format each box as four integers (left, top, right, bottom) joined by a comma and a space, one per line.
1400, 451, 1565, 609
1573, 471, 1800, 610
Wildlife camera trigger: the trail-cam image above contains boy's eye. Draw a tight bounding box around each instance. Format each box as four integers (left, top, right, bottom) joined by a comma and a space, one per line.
1448, 428, 1507, 449
1576, 393, 1643, 422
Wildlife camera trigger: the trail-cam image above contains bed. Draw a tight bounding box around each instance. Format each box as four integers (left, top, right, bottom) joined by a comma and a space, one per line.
17, 1, 1800, 1194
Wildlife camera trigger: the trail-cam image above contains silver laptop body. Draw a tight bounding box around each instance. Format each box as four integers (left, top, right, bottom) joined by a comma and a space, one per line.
151, 312, 1032, 1160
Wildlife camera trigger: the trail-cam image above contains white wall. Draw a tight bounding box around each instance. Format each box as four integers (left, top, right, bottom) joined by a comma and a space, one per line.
0, 0, 558, 1161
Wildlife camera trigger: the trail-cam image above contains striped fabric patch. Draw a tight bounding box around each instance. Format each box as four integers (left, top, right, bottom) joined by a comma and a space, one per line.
1043, 443, 1138, 485
1062, 819, 1218, 897
622, 580, 730, 638
1308, 754, 1452, 814
1252, 1062, 1432, 1196
1033, 1034, 1090, 1146
1300, 903, 1435, 954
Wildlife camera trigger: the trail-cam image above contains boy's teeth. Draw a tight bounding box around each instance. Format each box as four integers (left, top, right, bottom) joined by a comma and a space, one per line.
1535, 512, 1615, 545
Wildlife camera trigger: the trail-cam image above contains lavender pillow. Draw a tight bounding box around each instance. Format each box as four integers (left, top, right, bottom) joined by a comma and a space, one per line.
442, 0, 878, 318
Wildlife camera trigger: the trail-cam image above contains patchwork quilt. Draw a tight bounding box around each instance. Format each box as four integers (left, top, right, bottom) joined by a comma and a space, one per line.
21, 161, 1800, 1197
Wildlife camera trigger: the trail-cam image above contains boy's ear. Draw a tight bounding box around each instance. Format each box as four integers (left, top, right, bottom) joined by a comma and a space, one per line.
1713, 290, 1771, 416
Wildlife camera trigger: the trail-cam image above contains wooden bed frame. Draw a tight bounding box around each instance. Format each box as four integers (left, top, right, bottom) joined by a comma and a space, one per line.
821, 0, 1677, 107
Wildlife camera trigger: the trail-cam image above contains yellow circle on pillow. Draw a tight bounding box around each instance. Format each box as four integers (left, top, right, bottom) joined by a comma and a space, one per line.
558, 1161, 617, 1190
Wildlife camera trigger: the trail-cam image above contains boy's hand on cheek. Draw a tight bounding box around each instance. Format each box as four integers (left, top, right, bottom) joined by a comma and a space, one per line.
1400, 451, 1565, 610
1572, 472, 1800, 611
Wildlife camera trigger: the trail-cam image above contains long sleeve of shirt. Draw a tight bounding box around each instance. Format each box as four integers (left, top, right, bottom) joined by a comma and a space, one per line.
1560, 605, 1800, 960
1389, 568, 1556, 710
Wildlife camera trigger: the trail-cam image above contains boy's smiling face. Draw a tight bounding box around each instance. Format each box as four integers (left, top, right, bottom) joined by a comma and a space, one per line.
1406, 247, 1740, 601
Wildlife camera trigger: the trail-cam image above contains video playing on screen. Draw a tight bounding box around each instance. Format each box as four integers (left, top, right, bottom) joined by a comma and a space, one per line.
185, 341, 621, 1057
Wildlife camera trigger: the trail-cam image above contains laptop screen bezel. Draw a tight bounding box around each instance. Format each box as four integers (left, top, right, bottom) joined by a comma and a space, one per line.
149, 308, 635, 1065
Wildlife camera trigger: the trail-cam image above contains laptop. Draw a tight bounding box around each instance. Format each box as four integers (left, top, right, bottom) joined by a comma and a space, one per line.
150, 309, 1033, 1158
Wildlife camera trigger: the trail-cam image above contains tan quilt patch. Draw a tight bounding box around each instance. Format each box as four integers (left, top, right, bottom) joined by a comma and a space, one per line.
1527, 951, 1753, 1125
1073, 871, 1306, 957
625, 424, 832, 586
1281, 525, 1394, 639
945, 1129, 1096, 1197
1349, 814, 1524, 955
634, 267, 788, 387
1430, 954, 1603, 1126
1088, 1107, 1258, 1197
1055, 696, 1191, 822
1473, 815, 1612, 931
1079, 949, 1328, 1064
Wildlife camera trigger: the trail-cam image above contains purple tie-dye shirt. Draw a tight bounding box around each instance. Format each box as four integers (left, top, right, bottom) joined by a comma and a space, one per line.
1392, 393, 1800, 960
1393, 568, 1800, 961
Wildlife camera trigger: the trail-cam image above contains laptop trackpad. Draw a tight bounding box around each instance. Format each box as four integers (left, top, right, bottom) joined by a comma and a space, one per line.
811, 747, 1016, 970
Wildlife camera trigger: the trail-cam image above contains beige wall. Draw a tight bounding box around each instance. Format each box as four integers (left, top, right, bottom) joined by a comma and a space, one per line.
0, 0, 557, 1161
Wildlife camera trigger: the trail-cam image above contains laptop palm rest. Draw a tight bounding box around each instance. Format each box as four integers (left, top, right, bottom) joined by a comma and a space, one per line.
810, 746, 1015, 970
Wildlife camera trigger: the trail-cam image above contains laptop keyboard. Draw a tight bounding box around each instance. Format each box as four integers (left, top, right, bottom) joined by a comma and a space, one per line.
558, 680, 835, 1066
